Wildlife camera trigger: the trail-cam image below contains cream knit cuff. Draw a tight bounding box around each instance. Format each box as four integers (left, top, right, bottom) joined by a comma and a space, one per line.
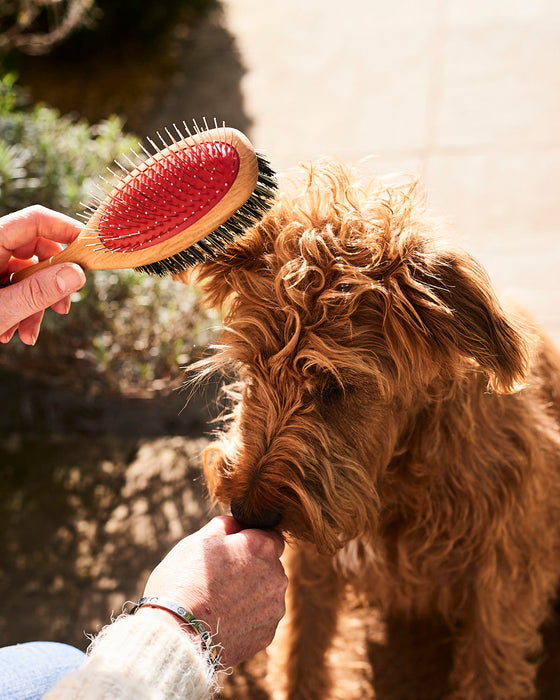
44, 613, 218, 700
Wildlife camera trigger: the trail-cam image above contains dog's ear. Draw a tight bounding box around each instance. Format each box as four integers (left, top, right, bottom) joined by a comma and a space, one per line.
384, 250, 531, 393
408, 250, 531, 393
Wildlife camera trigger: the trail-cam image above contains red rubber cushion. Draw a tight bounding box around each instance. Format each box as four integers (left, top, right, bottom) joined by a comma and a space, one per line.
98, 141, 240, 252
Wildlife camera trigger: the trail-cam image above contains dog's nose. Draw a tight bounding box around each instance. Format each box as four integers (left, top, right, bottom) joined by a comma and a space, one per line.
231, 499, 282, 529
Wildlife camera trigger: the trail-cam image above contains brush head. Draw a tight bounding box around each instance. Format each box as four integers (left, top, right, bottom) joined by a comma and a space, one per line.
80, 123, 278, 275
135, 150, 277, 276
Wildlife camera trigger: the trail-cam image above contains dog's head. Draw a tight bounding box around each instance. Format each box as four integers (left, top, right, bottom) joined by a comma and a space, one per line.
183, 160, 530, 554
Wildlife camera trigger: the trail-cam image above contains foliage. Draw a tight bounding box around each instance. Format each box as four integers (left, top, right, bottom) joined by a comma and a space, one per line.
0, 73, 137, 215
25, 272, 222, 396
0, 74, 220, 395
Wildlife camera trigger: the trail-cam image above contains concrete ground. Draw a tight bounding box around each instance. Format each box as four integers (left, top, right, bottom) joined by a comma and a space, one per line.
150, 0, 560, 344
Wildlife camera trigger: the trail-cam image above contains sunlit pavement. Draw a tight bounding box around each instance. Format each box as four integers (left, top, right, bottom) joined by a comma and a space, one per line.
217, 1, 560, 343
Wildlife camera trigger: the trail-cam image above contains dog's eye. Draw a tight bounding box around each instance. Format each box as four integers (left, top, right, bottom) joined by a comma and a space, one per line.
319, 384, 345, 404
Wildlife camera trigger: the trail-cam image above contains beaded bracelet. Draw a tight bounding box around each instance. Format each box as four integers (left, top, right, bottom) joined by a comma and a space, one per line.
129, 595, 220, 669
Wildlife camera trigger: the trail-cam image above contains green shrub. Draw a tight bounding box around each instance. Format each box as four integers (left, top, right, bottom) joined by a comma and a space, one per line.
30, 271, 221, 396
0, 73, 137, 215
2, 270, 222, 397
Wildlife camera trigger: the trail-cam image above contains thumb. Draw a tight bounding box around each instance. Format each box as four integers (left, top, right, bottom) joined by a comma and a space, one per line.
0, 263, 85, 334
200, 515, 245, 538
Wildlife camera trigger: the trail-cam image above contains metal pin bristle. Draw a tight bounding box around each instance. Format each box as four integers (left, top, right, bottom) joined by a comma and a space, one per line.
114, 159, 130, 175
139, 142, 153, 159
165, 127, 179, 148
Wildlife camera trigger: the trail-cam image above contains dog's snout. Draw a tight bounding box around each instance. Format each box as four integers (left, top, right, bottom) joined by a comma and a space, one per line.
231, 499, 282, 529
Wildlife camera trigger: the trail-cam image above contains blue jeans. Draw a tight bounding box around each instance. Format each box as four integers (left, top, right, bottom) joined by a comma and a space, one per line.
0, 641, 86, 699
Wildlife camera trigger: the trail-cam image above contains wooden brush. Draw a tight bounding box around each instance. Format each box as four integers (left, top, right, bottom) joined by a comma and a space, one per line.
9, 122, 277, 283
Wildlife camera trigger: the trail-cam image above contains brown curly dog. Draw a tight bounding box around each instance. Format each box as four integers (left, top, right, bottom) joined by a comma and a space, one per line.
183, 160, 560, 699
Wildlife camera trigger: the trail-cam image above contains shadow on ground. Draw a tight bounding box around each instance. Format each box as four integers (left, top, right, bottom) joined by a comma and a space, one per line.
0, 437, 452, 698
2, 373, 560, 699
0, 431, 214, 647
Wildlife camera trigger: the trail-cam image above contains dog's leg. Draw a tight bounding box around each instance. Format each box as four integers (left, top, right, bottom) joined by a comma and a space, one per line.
448, 580, 546, 700
268, 541, 343, 700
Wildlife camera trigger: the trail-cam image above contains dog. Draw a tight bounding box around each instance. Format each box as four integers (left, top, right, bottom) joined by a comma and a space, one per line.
183, 159, 560, 699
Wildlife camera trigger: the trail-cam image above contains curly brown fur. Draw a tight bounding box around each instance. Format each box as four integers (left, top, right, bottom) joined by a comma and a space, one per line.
181, 160, 560, 699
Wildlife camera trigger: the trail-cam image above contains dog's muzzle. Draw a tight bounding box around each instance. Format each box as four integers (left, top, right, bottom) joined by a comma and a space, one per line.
230, 499, 282, 529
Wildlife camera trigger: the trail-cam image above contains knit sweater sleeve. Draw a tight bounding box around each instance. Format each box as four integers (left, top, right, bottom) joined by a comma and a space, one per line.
43, 614, 218, 700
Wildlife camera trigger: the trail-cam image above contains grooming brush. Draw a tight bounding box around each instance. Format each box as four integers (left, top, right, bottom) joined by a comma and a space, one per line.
9, 122, 277, 283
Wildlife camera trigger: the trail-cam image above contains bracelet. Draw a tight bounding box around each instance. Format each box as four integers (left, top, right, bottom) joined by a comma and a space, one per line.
129, 596, 220, 669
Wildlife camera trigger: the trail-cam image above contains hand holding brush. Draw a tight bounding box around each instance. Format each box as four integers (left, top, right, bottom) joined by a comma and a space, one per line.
1, 121, 277, 344
8, 122, 277, 282
0, 206, 86, 344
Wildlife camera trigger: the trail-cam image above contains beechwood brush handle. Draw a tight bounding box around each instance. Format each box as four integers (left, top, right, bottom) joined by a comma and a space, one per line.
10, 246, 79, 282
10, 126, 263, 284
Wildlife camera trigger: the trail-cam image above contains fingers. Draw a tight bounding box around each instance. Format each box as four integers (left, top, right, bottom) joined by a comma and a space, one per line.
50, 295, 72, 315
9, 235, 65, 265
0, 206, 81, 266
202, 515, 285, 557
0, 325, 17, 344
201, 515, 246, 537
0, 263, 85, 340
235, 527, 285, 559
16, 310, 44, 346
0, 206, 82, 271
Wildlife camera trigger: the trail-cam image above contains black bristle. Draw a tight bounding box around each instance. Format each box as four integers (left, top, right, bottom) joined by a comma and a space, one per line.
135, 150, 278, 276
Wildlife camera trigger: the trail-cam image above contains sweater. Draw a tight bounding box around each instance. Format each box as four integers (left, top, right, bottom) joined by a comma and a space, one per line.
43, 614, 218, 700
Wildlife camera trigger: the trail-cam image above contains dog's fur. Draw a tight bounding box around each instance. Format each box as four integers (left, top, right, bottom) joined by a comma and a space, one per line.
184, 160, 560, 699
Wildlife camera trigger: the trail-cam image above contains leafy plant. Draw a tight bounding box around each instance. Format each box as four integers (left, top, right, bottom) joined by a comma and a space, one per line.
31, 271, 222, 396
0, 73, 137, 215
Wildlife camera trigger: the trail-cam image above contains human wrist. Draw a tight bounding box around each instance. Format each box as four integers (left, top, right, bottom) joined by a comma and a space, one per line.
71, 613, 219, 699
130, 596, 219, 669
133, 605, 199, 639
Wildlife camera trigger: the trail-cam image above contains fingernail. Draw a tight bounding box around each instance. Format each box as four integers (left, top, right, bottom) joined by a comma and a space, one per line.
56, 264, 84, 294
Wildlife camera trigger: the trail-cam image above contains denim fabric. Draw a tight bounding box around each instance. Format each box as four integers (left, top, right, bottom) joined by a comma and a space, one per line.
0, 641, 86, 699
